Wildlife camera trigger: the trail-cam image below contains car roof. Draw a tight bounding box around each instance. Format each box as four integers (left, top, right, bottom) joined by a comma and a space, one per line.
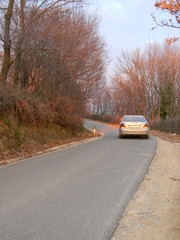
123, 115, 145, 117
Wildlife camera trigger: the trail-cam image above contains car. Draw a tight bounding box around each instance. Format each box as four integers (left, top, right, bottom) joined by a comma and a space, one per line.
119, 115, 150, 139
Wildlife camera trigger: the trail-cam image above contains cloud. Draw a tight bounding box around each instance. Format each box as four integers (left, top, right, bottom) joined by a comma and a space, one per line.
109, 2, 123, 10
99, 0, 126, 23
98, 0, 124, 13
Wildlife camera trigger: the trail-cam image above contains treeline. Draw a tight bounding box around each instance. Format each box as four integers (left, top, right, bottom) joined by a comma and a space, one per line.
0, 0, 107, 130
90, 42, 180, 133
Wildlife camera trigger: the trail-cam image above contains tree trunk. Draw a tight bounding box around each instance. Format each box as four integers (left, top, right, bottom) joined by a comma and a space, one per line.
0, 0, 15, 84
13, 0, 25, 88
13, 41, 23, 87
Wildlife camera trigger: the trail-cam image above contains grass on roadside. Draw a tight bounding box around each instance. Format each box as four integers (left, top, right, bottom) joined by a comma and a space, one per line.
0, 120, 98, 166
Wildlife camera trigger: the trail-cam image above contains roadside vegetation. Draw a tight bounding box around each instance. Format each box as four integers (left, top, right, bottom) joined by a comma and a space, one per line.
0, 0, 107, 161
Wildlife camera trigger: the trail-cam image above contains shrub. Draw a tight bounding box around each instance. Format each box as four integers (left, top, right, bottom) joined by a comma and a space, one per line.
151, 116, 180, 134
0, 86, 52, 126
0, 85, 84, 132
54, 96, 83, 134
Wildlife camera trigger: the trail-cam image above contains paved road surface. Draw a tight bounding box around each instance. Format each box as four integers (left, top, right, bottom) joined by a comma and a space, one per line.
0, 120, 156, 240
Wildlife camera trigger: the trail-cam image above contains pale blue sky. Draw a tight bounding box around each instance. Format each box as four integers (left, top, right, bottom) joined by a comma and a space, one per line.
91, 0, 179, 74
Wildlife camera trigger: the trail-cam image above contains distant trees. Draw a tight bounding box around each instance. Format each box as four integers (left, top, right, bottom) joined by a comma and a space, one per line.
108, 42, 180, 123
87, 42, 180, 130
0, 0, 107, 129
111, 49, 148, 117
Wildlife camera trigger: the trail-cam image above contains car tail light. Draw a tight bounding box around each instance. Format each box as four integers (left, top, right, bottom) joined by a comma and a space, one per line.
120, 123, 126, 128
143, 123, 149, 128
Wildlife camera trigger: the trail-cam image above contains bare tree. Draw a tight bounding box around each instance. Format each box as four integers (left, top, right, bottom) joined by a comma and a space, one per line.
20, 9, 107, 100
111, 49, 148, 116
0, 0, 85, 85
110, 42, 180, 121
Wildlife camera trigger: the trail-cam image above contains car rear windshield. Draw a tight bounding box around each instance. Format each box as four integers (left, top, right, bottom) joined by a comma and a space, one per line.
123, 116, 146, 122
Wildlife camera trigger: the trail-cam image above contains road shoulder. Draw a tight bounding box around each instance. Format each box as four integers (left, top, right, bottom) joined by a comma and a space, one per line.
111, 137, 180, 240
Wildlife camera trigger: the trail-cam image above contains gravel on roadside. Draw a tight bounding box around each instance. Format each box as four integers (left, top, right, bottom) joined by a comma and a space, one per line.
111, 135, 180, 240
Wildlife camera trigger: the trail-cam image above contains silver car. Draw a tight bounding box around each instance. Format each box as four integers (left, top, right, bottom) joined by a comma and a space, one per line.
119, 115, 150, 139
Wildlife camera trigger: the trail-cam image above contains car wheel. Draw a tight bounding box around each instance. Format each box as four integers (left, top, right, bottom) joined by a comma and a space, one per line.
145, 135, 149, 139
119, 134, 123, 139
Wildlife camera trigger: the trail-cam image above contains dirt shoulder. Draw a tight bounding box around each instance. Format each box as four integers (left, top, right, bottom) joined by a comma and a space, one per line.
111, 134, 180, 240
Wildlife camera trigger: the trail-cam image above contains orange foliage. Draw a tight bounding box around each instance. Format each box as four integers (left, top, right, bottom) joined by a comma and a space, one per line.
166, 37, 179, 44
155, 0, 180, 13
155, 1, 180, 42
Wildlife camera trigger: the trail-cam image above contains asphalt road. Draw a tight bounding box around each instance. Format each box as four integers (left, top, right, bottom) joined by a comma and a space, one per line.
0, 120, 156, 240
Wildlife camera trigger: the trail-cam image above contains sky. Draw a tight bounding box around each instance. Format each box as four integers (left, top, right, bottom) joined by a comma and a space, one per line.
90, 0, 179, 74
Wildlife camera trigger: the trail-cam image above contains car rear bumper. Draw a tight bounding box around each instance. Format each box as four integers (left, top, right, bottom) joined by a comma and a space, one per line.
119, 129, 149, 136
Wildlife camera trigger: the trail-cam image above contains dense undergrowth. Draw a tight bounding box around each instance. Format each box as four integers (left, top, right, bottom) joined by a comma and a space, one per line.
0, 86, 89, 162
